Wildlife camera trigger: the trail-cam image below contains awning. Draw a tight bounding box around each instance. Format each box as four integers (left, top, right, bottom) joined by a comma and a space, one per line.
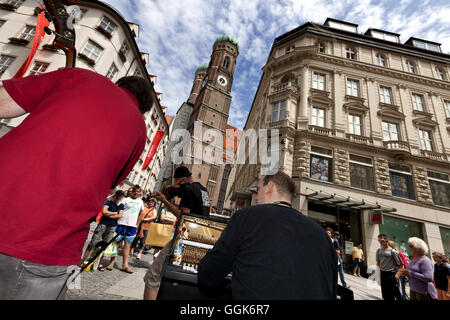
302, 190, 396, 214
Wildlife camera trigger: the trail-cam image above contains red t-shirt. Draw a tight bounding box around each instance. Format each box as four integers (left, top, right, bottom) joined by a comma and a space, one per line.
0, 68, 146, 265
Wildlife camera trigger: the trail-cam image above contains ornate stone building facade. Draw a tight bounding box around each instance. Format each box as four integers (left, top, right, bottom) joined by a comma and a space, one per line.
229, 18, 450, 271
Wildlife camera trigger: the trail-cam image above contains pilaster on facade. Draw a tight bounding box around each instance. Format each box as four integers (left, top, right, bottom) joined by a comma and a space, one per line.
413, 166, 434, 205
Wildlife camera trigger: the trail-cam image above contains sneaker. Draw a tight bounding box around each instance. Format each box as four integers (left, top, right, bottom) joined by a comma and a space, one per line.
353, 273, 357, 277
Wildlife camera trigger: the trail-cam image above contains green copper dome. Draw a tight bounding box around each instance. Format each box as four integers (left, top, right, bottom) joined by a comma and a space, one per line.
214, 34, 239, 53
196, 63, 209, 73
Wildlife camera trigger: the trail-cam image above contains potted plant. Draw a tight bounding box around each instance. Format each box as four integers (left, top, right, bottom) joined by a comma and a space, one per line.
0, 2, 17, 11
78, 53, 96, 66
95, 25, 112, 39
8, 37, 29, 45
119, 49, 127, 62
42, 43, 60, 51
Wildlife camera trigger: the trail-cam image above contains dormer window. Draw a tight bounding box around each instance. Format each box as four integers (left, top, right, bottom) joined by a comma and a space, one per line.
369, 30, 400, 43
412, 40, 440, 52
346, 47, 356, 60
325, 19, 357, 33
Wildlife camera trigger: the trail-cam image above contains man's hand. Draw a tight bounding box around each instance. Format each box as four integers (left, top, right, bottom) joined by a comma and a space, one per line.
153, 192, 167, 203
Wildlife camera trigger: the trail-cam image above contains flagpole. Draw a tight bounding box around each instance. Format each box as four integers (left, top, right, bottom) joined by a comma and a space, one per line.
143, 132, 166, 193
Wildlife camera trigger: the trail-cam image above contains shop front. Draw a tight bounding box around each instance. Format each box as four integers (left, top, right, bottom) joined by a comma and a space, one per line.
439, 226, 450, 257
304, 191, 396, 276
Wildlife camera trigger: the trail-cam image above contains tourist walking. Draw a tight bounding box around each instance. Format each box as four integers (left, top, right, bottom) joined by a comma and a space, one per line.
376, 234, 404, 301
432, 252, 450, 300
399, 237, 437, 300
352, 243, 364, 277
130, 199, 157, 259
388, 241, 408, 300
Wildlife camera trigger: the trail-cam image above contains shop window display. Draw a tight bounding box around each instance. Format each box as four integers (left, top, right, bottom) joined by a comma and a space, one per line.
379, 215, 423, 257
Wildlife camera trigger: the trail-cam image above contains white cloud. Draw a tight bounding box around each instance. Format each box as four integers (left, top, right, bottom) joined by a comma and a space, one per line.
102, 0, 450, 128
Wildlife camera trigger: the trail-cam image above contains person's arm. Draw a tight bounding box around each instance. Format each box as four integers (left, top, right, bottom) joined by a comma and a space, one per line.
153, 192, 186, 218
0, 85, 26, 118
198, 211, 244, 287
402, 260, 433, 283
102, 205, 122, 218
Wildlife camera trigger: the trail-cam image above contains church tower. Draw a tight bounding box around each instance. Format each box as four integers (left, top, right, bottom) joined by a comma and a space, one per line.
186, 35, 239, 209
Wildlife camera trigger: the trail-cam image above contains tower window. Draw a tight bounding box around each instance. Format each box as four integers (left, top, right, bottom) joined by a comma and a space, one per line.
223, 57, 230, 69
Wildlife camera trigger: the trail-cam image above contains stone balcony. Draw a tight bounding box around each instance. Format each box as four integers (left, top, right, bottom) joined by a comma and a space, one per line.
271, 81, 299, 95
345, 133, 374, 146
308, 125, 336, 137
419, 149, 449, 162
383, 140, 411, 159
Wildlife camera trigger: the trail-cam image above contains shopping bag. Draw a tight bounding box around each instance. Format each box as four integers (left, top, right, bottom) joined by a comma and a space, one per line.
145, 223, 174, 248
103, 241, 118, 257
85, 250, 104, 272
375, 267, 381, 286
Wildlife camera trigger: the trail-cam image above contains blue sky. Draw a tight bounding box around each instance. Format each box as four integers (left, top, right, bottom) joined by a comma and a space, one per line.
102, 0, 450, 129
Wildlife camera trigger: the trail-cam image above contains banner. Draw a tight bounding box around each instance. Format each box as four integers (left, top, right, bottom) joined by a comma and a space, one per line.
142, 130, 165, 170
14, 6, 50, 78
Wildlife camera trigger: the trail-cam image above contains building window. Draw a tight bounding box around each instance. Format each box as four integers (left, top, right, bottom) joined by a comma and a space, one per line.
435, 67, 445, 80
346, 79, 359, 97
106, 63, 118, 80
345, 47, 356, 60
29, 62, 48, 76
313, 73, 325, 90
444, 101, 450, 118
348, 114, 362, 135
19, 25, 35, 41
406, 61, 416, 73
418, 129, 433, 151
6, 0, 25, 8
412, 40, 440, 52
223, 57, 230, 69
376, 54, 386, 67
133, 69, 141, 77
349, 154, 375, 191
272, 101, 286, 122
285, 45, 295, 54
412, 93, 425, 112
379, 86, 392, 104
98, 16, 117, 34
81, 40, 103, 62
389, 163, 415, 200
311, 107, 325, 127
428, 171, 450, 208
0, 55, 15, 73
382, 121, 399, 141
310, 146, 333, 182
318, 42, 325, 53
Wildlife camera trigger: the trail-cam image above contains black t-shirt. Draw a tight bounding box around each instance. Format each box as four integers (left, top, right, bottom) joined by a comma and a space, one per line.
198, 204, 338, 300
178, 182, 210, 216
100, 200, 124, 227
434, 263, 450, 291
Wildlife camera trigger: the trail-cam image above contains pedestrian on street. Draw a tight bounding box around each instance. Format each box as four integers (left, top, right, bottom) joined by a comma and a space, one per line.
113, 185, 146, 274
198, 171, 338, 299
130, 198, 157, 259
0, 69, 151, 300
388, 241, 408, 300
399, 237, 437, 300
80, 190, 125, 271
376, 234, 404, 301
432, 252, 450, 300
143, 166, 211, 300
352, 243, 364, 278
333, 231, 350, 289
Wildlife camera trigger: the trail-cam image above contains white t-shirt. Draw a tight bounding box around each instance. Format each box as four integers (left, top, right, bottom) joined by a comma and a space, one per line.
117, 197, 144, 227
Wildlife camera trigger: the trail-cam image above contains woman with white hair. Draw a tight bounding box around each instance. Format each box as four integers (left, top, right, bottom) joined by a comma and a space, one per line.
399, 237, 437, 300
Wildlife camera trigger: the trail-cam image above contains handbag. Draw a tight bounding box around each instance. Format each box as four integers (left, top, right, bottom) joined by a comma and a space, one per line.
145, 222, 174, 248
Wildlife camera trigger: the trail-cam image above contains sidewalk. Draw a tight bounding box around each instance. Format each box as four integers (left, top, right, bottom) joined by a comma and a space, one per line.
65, 223, 389, 300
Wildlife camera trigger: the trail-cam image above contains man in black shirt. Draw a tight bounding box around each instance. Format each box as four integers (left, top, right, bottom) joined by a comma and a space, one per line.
198, 171, 338, 299
143, 166, 210, 299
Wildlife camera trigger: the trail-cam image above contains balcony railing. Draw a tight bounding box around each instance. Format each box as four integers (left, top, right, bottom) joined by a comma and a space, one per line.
383, 140, 410, 153
419, 149, 448, 161
308, 125, 336, 137
271, 81, 299, 95
345, 133, 373, 145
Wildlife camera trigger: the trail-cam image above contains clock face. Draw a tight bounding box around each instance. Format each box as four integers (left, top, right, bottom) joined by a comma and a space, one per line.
217, 75, 227, 86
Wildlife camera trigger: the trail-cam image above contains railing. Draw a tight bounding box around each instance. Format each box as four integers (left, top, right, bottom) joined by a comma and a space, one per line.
308, 125, 336, 137
419, 150, 449, 161
345, 133, 373, 145
271, 81, 299, 94
383, 140, 410, 153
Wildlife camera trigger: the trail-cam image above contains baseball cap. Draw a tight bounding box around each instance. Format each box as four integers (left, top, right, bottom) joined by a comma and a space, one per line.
174, 166, 192, 179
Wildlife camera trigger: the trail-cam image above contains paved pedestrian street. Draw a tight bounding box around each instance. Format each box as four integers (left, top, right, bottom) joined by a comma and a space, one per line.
66, 224, 391, 300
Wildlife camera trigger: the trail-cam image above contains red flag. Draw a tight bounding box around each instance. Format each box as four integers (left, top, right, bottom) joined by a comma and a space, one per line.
142, 130, 165, 170
14, 6, 50, 78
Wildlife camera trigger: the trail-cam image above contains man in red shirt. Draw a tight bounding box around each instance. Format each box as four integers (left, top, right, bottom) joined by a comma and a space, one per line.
0, 68, 151, 299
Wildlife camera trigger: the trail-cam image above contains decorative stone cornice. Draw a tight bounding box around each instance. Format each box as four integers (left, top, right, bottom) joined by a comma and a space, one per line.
412, 116, 439, 129
308, 91, 334, 108
377, 106, 406, 120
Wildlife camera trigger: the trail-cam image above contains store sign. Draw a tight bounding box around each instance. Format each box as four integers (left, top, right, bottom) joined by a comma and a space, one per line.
345, 241, 353, 255
371, 212, 384, 224
236, 200, 245, 207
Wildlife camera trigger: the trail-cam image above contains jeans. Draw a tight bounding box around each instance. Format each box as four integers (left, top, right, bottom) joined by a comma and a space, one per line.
338, 257, 347, 287
380, 270, 401, 301
0, 253, 76, 300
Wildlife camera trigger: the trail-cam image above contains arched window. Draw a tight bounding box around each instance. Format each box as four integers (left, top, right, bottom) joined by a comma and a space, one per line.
223, 57, 230, 69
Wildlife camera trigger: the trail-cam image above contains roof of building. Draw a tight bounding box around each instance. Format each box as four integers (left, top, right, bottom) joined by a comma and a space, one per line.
214, 34, 240, 53
165, 115, 173, 125
196, 63, 209, 72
